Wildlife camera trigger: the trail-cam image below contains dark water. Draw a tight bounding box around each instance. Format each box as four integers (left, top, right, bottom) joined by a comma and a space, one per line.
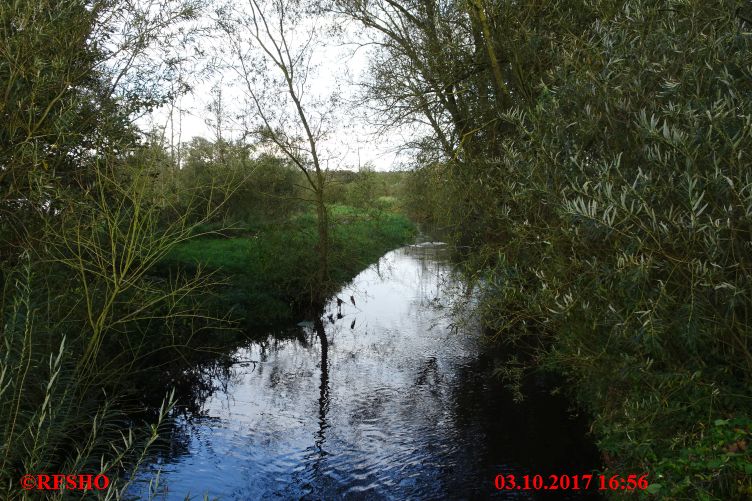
130, 244, 602, 500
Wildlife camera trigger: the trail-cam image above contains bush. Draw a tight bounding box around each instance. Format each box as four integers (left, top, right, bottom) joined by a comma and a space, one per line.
0, 161, 229, 499
441, 1, 752, 497
178, 139, 303, 225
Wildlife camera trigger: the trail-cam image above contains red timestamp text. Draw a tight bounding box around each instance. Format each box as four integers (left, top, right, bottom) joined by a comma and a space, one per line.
493, 473, 650, 492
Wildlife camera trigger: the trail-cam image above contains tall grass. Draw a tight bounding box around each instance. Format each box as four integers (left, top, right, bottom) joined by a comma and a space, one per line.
0, 160, 235, 499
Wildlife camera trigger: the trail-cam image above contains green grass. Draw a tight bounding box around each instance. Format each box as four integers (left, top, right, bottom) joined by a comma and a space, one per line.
168, 237, 256, 272
160, 205, 415, 326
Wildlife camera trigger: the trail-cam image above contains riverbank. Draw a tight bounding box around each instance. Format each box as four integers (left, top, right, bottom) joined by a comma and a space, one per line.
129, 243, 603, 500
157, 205, 415, 326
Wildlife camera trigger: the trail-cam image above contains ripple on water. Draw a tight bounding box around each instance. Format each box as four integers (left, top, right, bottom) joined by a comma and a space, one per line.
129, 246, 602, 500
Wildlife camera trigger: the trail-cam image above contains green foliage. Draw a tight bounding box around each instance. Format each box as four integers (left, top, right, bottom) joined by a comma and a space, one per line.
0, 0, 246, 498
401, 163, 454, 237
643, 417, 752, 498
0, 0, 116, 179
0, 158, 229, 498
161, 206, 415, 326
178, 138, 303, 225
467, 2, 752, 498
326, 169, 410, 212
367, 0, 752, 498
0, 0, 131, 254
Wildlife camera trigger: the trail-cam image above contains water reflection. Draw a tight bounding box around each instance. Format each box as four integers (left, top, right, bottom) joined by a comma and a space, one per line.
313, 317, 330, 472
130, 244, 601, 500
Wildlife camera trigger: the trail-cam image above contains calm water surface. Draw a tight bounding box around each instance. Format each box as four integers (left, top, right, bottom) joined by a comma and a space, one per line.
131, 244, 601, 500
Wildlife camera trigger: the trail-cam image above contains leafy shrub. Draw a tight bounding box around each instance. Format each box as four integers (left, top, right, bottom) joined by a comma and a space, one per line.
439, 1, 752, 497
179, 139, 303, 225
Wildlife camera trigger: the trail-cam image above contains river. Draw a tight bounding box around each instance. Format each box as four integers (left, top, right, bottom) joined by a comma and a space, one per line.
129, 243, 602, 500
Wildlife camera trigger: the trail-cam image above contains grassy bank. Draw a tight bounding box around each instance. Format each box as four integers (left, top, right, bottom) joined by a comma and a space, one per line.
159, 205, 415, 326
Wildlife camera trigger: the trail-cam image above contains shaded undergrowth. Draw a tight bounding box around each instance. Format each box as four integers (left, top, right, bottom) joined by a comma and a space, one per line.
158, 205, 415, 326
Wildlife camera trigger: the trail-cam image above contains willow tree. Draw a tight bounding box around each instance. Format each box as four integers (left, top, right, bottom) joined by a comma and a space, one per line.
219, 0, 335, 306
0, 0, 225, 493
329, 0, 596, 246
335, 1, 752, 497
327, 0, 518, 247
0, 0, 202, 261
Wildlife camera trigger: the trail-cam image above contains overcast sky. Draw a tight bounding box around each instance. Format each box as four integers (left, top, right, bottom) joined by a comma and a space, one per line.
139, 7, 421, 172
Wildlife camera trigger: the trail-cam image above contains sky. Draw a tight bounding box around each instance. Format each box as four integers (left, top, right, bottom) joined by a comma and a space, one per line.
138, 5, 421, 172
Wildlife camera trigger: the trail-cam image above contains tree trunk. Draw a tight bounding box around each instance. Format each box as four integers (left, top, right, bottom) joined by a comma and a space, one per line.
314, 185, 329, 307
469, 0, 511, 108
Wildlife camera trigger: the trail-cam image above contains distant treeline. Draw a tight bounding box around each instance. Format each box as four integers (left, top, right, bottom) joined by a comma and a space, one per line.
171, 136, 414, 225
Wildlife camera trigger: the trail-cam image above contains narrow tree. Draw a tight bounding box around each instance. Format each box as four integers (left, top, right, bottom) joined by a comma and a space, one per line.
219, 0, 335, 306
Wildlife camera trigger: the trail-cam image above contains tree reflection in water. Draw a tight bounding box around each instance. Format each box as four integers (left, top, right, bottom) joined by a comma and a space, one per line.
313, 317, 330, 469
127, 244, 603, 500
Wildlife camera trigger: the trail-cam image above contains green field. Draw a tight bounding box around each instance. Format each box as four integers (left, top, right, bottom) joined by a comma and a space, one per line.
159, 205, 415, 326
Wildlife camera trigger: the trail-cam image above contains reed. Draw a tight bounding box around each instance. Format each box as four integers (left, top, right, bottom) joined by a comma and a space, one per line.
0, 158, 237, 499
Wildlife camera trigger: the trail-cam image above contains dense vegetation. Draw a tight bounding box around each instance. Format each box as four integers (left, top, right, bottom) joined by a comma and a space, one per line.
3, 0, 751, 498
0, 1, 412, 499
0, 1, 207, 497
161, 206, 413, 325
336, 0, 752, 498
162, 141, 414, 325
